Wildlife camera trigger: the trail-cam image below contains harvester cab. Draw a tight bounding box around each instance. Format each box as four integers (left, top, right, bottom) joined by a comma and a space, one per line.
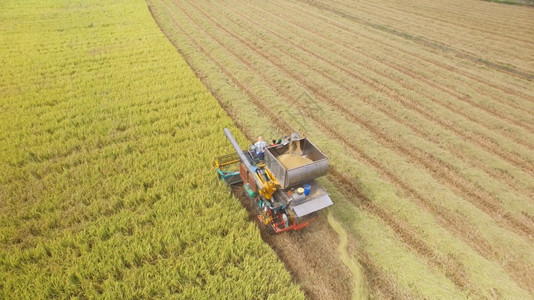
215, 128, 333, 233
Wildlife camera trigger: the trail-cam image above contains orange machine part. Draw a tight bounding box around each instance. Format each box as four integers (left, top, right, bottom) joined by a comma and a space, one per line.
248, 173, 257, 192
239, 163, 257, 192
239, 163, 248, 184
257, 215, 318, 234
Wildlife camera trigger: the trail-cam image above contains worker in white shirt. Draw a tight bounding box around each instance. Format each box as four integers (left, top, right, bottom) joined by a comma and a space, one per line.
254, 136, 268, 156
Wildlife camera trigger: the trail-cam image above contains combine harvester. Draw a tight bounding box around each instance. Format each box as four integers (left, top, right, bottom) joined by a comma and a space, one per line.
215, 128, 333, 233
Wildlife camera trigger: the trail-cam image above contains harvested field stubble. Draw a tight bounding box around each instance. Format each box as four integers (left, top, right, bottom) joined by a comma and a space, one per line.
149, 0, 534, 298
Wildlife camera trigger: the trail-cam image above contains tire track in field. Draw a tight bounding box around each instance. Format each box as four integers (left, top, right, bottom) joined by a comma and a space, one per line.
395, 2, 534, 42
230, 1, 534, 201
232, 185, 355, 300
344, 21, 534, 107
176, 1, 487, 294
297, 3, 534, 107
329, 0, 534, 45
337, 0, 534, 57
204, 1, 534, 240
285, 0, 534, 106
296, 0, 534, 81
412, 0, 534, 22
261, 0, 534, 136
358, 0, 534, 34
347, 234, 418, 300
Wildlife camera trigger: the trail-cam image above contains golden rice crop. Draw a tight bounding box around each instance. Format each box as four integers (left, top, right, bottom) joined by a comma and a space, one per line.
0, 0, 303, 298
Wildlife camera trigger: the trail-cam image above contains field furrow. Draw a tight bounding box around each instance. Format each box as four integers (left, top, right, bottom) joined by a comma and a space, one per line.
229, 1, 534, 200
335, 0, 534, 45
201, 0, 534, 237
301, 0, 534, 75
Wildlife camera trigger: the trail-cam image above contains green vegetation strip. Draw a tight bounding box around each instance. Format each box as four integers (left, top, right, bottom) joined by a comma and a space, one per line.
0, 0, 303, 298
481, 0, 534, 6
327, 211, 369, 300
297, 0, 534, 80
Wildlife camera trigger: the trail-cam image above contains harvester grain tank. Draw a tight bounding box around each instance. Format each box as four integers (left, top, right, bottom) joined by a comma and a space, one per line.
215, 128, 333, 233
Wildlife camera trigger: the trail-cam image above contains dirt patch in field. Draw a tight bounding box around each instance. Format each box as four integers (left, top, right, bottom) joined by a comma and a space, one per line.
230, 186, 353, 299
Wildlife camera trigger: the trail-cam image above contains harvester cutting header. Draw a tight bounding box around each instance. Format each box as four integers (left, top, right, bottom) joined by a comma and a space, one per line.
215, 128, 333, 233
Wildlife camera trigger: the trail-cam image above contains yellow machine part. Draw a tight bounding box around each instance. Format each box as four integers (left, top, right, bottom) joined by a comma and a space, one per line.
214, 153, 240, 169
264, 167, 279, 186
254, 166, 280, 200
259, 181, 276, 200
216, 152, 280, 201
262, 214, 273, 225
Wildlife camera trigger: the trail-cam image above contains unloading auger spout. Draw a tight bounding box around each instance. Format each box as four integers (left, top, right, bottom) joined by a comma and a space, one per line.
223, 128, 264, 190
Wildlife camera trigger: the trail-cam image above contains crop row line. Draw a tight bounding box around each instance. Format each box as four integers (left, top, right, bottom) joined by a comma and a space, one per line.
295, 0, 534, 81
324, 0, 534, 45
206, 0, 534, 235
230, 0, 534, 198
268, 0, 534, 114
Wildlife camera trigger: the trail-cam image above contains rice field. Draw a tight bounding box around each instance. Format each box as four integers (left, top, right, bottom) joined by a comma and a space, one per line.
147, 0, 534, 298
0, 0, 303, 298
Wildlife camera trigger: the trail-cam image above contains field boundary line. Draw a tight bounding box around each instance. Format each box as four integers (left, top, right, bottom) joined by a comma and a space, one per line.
325, 0, 534, 44
296, 3, 534, 105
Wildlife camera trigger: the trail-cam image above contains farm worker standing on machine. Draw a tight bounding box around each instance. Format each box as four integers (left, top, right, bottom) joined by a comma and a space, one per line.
254, 136, 268, 156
